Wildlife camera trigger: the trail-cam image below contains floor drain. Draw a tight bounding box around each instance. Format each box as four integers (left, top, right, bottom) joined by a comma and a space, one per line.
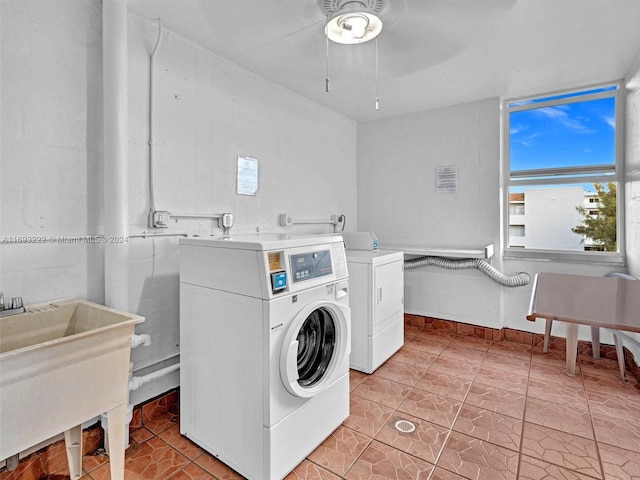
393, 418, 417, 434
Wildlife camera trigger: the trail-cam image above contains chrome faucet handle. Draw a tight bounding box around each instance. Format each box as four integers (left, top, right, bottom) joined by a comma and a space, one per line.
11, 297, 23, 309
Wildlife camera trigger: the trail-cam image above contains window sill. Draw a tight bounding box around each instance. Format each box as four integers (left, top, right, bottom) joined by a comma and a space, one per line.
504, 248, 626, 266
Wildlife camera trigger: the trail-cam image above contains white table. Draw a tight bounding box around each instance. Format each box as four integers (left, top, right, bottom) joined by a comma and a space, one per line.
527, 272, 640, 378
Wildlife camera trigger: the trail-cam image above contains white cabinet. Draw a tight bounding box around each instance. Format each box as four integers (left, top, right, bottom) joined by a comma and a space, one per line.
346, 250, 404, 373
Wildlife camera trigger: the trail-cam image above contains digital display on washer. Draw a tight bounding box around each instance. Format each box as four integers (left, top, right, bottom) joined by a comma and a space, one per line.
290, 250, 332, 282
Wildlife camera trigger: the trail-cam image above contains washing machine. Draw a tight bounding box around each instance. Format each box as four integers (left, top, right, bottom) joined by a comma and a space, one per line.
179, 233, 350, 480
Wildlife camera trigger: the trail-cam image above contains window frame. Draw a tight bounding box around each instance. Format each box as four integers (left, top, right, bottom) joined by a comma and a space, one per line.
502, 81, 625, 265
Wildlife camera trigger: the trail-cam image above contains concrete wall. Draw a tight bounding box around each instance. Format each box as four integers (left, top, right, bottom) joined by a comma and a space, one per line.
623, 59, 640, 360
626, 60, 640, 278
1, 1, 357, 404
357, 99, 503, 328
357, 97, 628, 343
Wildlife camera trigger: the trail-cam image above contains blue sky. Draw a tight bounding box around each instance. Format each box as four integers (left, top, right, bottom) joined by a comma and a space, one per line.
510, 96, 616, 173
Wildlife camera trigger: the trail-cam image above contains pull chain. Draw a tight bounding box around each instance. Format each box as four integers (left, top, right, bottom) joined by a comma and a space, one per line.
375, 38, 380, 110
325, 16, 330, 93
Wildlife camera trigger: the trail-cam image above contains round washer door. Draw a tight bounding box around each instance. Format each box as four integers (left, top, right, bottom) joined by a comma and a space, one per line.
280, 300, 350, 398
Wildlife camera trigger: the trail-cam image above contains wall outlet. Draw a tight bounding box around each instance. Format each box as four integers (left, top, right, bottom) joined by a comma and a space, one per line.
150, 210, 170, 228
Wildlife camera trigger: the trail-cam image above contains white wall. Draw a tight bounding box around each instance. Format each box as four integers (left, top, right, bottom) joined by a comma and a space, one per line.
357, 97, 628, 342
1, 2, 357, 404
1, 0, 105, 303
626, 60, 640, 278
623, 59, 640, 361
357, 99, 503, 328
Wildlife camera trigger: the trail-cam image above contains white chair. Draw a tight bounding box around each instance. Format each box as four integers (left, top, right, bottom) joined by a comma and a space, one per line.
542, 271, 637, 380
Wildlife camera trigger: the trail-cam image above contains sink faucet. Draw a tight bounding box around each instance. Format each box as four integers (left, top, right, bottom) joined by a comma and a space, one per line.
0, 292, 26, 317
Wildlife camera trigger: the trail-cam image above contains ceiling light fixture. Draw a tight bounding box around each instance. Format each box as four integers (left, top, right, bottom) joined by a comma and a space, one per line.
320, 0, 385, 109
325, 11, 382, 44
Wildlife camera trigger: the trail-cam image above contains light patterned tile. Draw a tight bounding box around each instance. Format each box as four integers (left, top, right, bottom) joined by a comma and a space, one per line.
373, 358, 428, 387
429, 468, 467, 480
529, 362, 584, 387
446, 335, 491, 352
413, 369, 472, 401
285, 460, 341, 480
518, 455, 597, 480
343, 393, 395, 438
194, 451, 244, 479
503, 329, 534, 345
428, 356, 478, 380
307, 426, 371, 476
531, 347, 566, 367
397, 390, 462, 429
349, 369, 368, 391
83, 448, 110, 474
389, 347, 437, 369
521, 423, 601, 479
158, 424, 204, 460
527, 377, 588, 410
578, 355, 621, 376
586, 389, 640, 423
352, 376, 412, 409
27, 441, 69, 478
473, 365, 528, 394
374, 414, 449, 464
130, 427, 154, 445
90, 437, 190, 480
592, 412, 640, 452
481, 351, 530, 375
440, 344, 486, 363
452, 404, 522, 452
405, 335, 449, 355
437, 431, 518, 480
487, 341, 532, 359
343, 440, 434, 480
143, 410, 178, 435
582, 370, 640, 398
524, 397, 593, 439
169, 463, 216, 480
599, 443, 640, 480
464, 383, 526, 420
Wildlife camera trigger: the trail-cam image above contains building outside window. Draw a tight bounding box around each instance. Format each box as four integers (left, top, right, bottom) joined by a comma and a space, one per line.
503, 82, 624, 263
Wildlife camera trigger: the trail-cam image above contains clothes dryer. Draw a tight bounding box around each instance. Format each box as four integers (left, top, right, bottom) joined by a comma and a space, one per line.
179, 234, 350, 480
346, 249, 404, 373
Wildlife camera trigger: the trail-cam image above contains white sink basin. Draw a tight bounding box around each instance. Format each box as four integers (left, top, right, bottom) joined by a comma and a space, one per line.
0, 298, 144, 479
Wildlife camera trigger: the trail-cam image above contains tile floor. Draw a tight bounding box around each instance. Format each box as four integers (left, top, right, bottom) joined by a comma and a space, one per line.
3, 324, 640, 480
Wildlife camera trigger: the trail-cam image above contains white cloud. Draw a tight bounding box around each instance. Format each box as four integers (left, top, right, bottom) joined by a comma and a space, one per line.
535, 105, 595, 134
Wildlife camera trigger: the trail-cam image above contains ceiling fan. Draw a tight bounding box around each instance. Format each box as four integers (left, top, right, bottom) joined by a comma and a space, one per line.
308, 0, 516, 78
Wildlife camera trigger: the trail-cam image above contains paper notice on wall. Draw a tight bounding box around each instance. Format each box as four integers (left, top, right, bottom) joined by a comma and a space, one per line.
237, 156, 259, 195
436, 165, 458, 193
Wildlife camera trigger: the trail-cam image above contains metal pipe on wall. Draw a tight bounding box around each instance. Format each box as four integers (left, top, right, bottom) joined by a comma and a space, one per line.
103, 0, 129, 312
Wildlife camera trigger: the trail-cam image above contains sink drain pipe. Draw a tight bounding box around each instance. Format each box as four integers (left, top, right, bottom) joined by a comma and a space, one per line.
100, 362, 180, 452
404, 256, 530, 287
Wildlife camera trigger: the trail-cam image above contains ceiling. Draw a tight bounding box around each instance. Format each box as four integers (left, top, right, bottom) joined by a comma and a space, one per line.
127, 0, 640, 123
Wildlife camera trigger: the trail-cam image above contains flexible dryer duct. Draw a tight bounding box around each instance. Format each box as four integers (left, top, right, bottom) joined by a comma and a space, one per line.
404, 256, 530, 287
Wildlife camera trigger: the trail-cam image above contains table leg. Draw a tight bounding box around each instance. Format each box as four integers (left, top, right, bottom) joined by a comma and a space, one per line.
107, 404, 127, 480
64, 424, 83, 480
543, 319, 552, 353
613, 333, 627, 381
590, 326, 600, 359
565, 323, 579, 377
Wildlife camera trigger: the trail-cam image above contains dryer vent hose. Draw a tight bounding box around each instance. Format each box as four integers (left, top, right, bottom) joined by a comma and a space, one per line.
404, 256, 530, 288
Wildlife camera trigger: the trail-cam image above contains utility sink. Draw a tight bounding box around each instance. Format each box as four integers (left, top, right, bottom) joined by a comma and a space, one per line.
0, 298, 144, 479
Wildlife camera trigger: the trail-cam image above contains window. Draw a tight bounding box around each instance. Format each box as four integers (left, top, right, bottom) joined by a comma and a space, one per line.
503, 82, 624, 263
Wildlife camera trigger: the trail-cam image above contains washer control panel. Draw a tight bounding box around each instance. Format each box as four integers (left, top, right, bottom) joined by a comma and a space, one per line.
290, 250, 332, 283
